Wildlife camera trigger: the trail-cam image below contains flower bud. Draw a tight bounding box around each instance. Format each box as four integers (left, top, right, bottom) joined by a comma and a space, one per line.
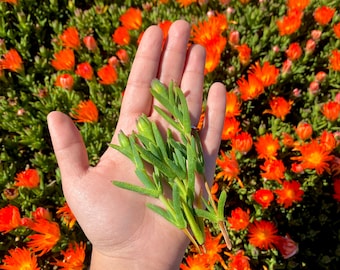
151, 79, 167, 96
228, 30, 240, 46
136, 115, 154, 142
291, 162, 304, 174
272, 45, 280, 53
83, 36, 98, 51
335, 92, 340, 103
55, 74, 74, 90
118, 132, 130, 148
305, 39, 316, 54
3, 188, 19, 200
311, 30, 322, 41
207, 10, 215, 17
108, 56, 119, 68
282, 59, 292, 75
315, 71, 327, 82
295, 122, 313, 140
292, 88, 301, 97
308, 81, 320, 95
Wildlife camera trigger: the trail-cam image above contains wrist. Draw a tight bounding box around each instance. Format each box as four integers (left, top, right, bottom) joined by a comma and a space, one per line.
90, 244, 186, 270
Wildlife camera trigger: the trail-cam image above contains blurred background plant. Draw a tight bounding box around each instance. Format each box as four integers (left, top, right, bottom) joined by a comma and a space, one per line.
0, 0, 339, 269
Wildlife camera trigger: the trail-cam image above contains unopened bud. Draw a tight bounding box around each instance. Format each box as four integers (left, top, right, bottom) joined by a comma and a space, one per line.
315, 71, 327, 82
305, 39, 316, 54
311, 30, 322, 41
83, 36, 98, 51
228, 30, 240, 46
308, 81, 320, 95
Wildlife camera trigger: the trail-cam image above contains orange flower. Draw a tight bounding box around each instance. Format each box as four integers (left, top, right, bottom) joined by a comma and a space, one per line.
216, 151, 242, 187
27, 219, 61, 256
333, 179, 340, 202
176, 0, 196, 7
329, 49, 340, 71
203, 228, 228, 268
286, 42, 302, 61
97, 64, 118, 85
263, 96, 293, 120
225, 91, 242, 118
210, 181, 219, 202
287, 0, 310, 11
180, 253, 211, 270
231, 131, 253, 154
334, 22, 340, 39
248, 220, 279, 250
57, 202, 77, 229
291, 140, 333, 175
237, 74, 264, 101
322, 101, 340, 121
255, 133, 280, 160
158, 20, 172, 41
71, 100, 99, 123
221, 117, 240, 140
0, 247, 39, 270
313, 6, 335, 26
0, 205, 21, 233
60, 26, 80, 49
55, 73, 74, 90
235, 44, 251, 65
204, 48, 222, 74
319, 130, 336, 152
276, 9, 302, 36
0, 0, 18, 4
75, 62, 94, 80
51, 49, 75, 71
14, 168, 40, 188
119, 7, 142, 30
227, 207, 250, 231
226, 250, 251, 270
191, 14, 227, 73
192, 14, 227, 48
112, 26, 130, 46
260, 159, 286, 183
295, 121, 313, 140
253, 189, 274, 209
249, 61, 279, 87
282, 132, 295, 148
275, 180, 304, 208
52, 242, 86, 269
1, 49, 23, 73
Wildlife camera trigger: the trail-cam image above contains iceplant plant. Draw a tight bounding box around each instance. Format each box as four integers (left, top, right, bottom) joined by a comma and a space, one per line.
111, 79, 231, 252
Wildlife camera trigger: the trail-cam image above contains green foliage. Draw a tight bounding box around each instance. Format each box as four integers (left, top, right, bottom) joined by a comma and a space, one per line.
0, 0, 339, 269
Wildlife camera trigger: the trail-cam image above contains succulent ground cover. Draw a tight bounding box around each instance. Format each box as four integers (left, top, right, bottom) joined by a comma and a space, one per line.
0, 0, 339, 269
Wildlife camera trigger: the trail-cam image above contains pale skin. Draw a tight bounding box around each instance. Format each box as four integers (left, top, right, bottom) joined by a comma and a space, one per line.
47, 20, 226, 269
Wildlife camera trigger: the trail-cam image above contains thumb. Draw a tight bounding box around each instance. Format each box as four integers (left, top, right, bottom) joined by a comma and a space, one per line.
47, 111, 89, 181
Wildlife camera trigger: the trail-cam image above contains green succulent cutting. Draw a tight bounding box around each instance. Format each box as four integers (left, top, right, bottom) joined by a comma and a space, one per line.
111, 79, 231, 251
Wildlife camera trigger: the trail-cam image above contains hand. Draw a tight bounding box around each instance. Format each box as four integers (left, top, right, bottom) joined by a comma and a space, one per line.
47, 20, 226, 269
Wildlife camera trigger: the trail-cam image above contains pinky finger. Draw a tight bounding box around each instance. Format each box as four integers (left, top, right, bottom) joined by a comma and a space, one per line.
199, 82, 226, 185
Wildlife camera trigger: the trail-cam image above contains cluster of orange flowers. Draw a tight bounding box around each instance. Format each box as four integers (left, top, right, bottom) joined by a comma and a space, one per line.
180, 0, 339, 268
1, 0, 340, 268
50, 7, 144, 123
0, 168, 82, 268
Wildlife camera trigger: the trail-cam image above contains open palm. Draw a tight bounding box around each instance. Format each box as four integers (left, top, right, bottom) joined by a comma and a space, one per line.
47, 20, 226, 269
